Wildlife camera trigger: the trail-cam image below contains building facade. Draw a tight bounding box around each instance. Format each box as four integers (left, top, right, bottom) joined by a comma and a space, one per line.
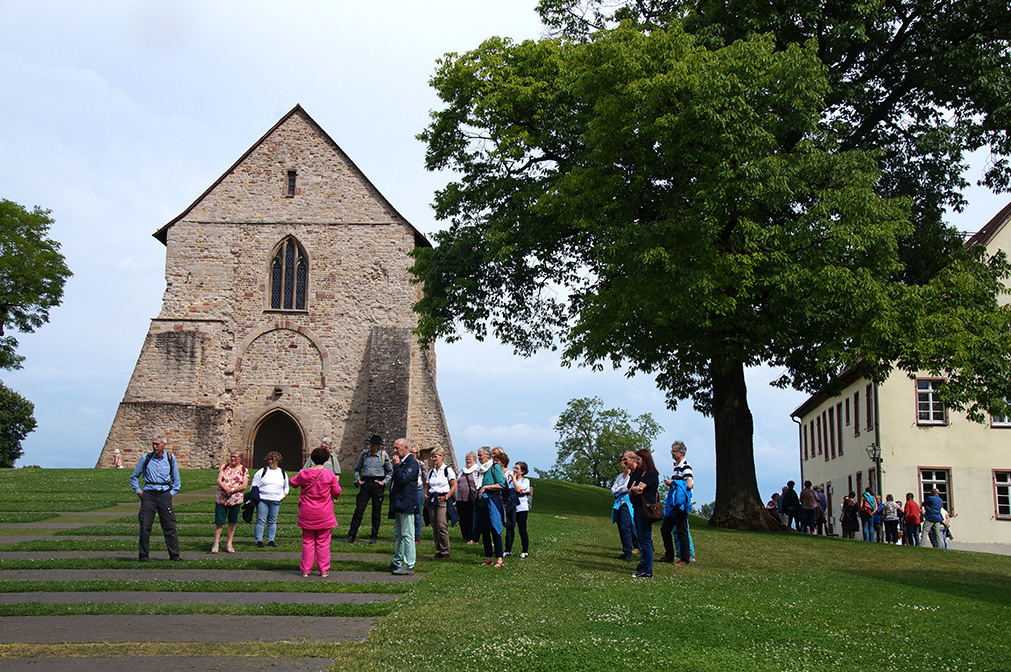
97, 105, 455, 471
792, 202, 1011, 550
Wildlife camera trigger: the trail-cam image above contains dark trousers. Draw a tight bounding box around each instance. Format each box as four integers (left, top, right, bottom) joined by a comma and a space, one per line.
456, 500, 476, 541
515, 510, 529, 554
139, 490, 180, 560
475, 503, 503, 558
660, 510, 690, 562
348, 479, 385, 538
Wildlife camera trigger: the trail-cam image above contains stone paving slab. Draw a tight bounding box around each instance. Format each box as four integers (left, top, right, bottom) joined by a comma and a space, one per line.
0, 615, 374, 643
0, 591, 396, 605
0, 657, 336, 672
0, 523, 99, 530
0, 569, 418, 584
0, 551, 387, 562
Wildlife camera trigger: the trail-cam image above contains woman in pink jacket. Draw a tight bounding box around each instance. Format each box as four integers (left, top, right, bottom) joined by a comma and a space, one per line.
290, 447, 342, 577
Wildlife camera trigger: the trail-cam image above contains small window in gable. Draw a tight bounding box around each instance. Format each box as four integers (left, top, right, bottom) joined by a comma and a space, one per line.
286, 170, 297, 198
269, 237, 308, 311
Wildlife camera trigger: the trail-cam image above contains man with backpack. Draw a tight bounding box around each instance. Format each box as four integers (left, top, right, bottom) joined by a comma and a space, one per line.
346, 435, 393, 543
129, 434, 182, 562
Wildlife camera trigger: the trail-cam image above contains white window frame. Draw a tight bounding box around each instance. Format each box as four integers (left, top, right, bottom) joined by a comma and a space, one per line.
920, 468, 952, 514
916, 379, 947, 426
995, 471, 1011, 520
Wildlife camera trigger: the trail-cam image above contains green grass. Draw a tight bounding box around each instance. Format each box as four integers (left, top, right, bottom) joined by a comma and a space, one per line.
1, 469, 1010, 671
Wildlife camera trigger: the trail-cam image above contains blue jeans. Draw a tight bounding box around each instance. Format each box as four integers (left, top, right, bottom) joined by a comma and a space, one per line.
615, 505, 634, 557
904, 523, 920, 546
861, 517, 873, 541
633, 506, 654, 575
255, 500, 281, 542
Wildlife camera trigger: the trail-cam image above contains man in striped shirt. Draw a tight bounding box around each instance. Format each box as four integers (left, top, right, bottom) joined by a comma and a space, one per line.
667, 441, 693, 566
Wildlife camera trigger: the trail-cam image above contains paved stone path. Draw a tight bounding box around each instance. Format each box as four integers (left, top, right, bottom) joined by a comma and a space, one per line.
0, 569, 418, 584
0, 488, 412, 669
0, 615, 374, 643
0, 592, 397, 605
0, 551, 387, 562
0, 657, 336, 672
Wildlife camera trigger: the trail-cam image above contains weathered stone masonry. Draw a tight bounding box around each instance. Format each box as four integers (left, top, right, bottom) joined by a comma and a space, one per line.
98, 105, 455, 471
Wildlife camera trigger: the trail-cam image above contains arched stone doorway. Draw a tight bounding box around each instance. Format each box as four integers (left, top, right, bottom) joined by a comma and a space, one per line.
251, 410, 304, 472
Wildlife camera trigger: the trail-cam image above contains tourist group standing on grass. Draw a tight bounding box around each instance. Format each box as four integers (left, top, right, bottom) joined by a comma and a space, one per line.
126, 432, 536, 575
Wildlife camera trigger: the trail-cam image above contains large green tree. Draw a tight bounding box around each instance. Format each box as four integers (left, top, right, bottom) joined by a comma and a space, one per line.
537, 396, 662, 488
0, 199, 72, 370
0, 382, 36, 468
412, 3, 1011, 529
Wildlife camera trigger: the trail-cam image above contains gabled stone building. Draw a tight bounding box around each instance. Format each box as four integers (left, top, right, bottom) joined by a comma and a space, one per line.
97, 105, 454, 471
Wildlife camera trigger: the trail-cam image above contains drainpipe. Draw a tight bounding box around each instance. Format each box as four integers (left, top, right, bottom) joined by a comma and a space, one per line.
873, 381, 883, 497
792, 415, 803, 484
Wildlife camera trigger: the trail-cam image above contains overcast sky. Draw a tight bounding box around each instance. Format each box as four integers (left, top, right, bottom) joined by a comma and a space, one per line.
2, 0, 1007, 504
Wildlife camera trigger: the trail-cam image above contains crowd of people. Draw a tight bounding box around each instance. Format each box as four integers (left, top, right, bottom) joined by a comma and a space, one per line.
128, 433, 534, 576
767, 481, 954, 548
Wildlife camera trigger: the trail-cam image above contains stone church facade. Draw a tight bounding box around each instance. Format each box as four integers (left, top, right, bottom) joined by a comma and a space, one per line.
97, 105, 455, 471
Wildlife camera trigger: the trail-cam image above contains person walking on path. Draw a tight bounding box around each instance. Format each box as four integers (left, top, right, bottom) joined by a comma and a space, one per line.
212, 451, 248, 554
388, 438, 420, 575
290, 447, 342, 577
130, 434, 182, 562
347, 435, 393, 544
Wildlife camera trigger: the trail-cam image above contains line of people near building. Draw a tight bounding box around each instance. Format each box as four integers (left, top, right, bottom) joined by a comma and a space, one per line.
767, 480, 953, 548
610, 441, 696, 579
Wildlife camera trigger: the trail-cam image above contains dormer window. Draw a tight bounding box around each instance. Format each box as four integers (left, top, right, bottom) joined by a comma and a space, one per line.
286, 170, 297, 198
270, 237, 307, 310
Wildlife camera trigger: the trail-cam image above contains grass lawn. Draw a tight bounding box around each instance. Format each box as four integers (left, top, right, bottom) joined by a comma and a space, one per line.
1, 469, 1009, 671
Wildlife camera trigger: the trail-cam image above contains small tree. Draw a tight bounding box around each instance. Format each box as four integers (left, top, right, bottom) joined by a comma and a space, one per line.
536, 397, 662, 488
0, 382, 36, 467
0, 199, 72, 370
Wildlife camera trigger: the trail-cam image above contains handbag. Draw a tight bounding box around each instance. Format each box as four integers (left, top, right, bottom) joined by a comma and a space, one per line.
645, 499, 664, 523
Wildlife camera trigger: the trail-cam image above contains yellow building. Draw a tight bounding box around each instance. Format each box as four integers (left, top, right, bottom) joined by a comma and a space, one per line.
791, 202, 1011, 551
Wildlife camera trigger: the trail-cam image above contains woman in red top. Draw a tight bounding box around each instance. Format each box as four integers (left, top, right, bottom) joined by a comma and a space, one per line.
903, 492, 921, 547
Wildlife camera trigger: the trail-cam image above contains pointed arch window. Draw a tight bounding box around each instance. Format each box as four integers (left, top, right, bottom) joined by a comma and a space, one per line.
270, 237, 308, 310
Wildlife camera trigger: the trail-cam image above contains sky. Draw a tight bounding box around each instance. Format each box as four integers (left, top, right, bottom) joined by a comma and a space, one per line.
1, 0, 1008, 505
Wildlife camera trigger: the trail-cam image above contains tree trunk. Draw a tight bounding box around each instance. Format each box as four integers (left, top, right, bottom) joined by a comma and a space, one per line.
707, 359, 785, 531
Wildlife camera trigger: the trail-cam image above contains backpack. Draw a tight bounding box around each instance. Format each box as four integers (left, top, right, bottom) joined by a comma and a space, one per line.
859, 496, 875, 519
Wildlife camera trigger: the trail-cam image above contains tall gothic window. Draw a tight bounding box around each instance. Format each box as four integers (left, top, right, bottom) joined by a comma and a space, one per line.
270, 237, 308, 310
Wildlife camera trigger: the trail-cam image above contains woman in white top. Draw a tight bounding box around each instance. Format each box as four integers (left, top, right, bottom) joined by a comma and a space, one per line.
251, 451, 289, 547
511, 462, 532, 558
425, 447, 458, 558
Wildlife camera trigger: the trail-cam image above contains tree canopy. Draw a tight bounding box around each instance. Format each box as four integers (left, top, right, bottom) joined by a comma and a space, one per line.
0, 381, 35, 467
412, 2, 1011, 529
536, 397, 662, 488
0, 199, 72, 370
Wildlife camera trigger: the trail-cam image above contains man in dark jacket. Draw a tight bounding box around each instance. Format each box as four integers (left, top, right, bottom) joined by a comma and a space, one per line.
782, 481, 802, 531
388, 438, 419, 575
